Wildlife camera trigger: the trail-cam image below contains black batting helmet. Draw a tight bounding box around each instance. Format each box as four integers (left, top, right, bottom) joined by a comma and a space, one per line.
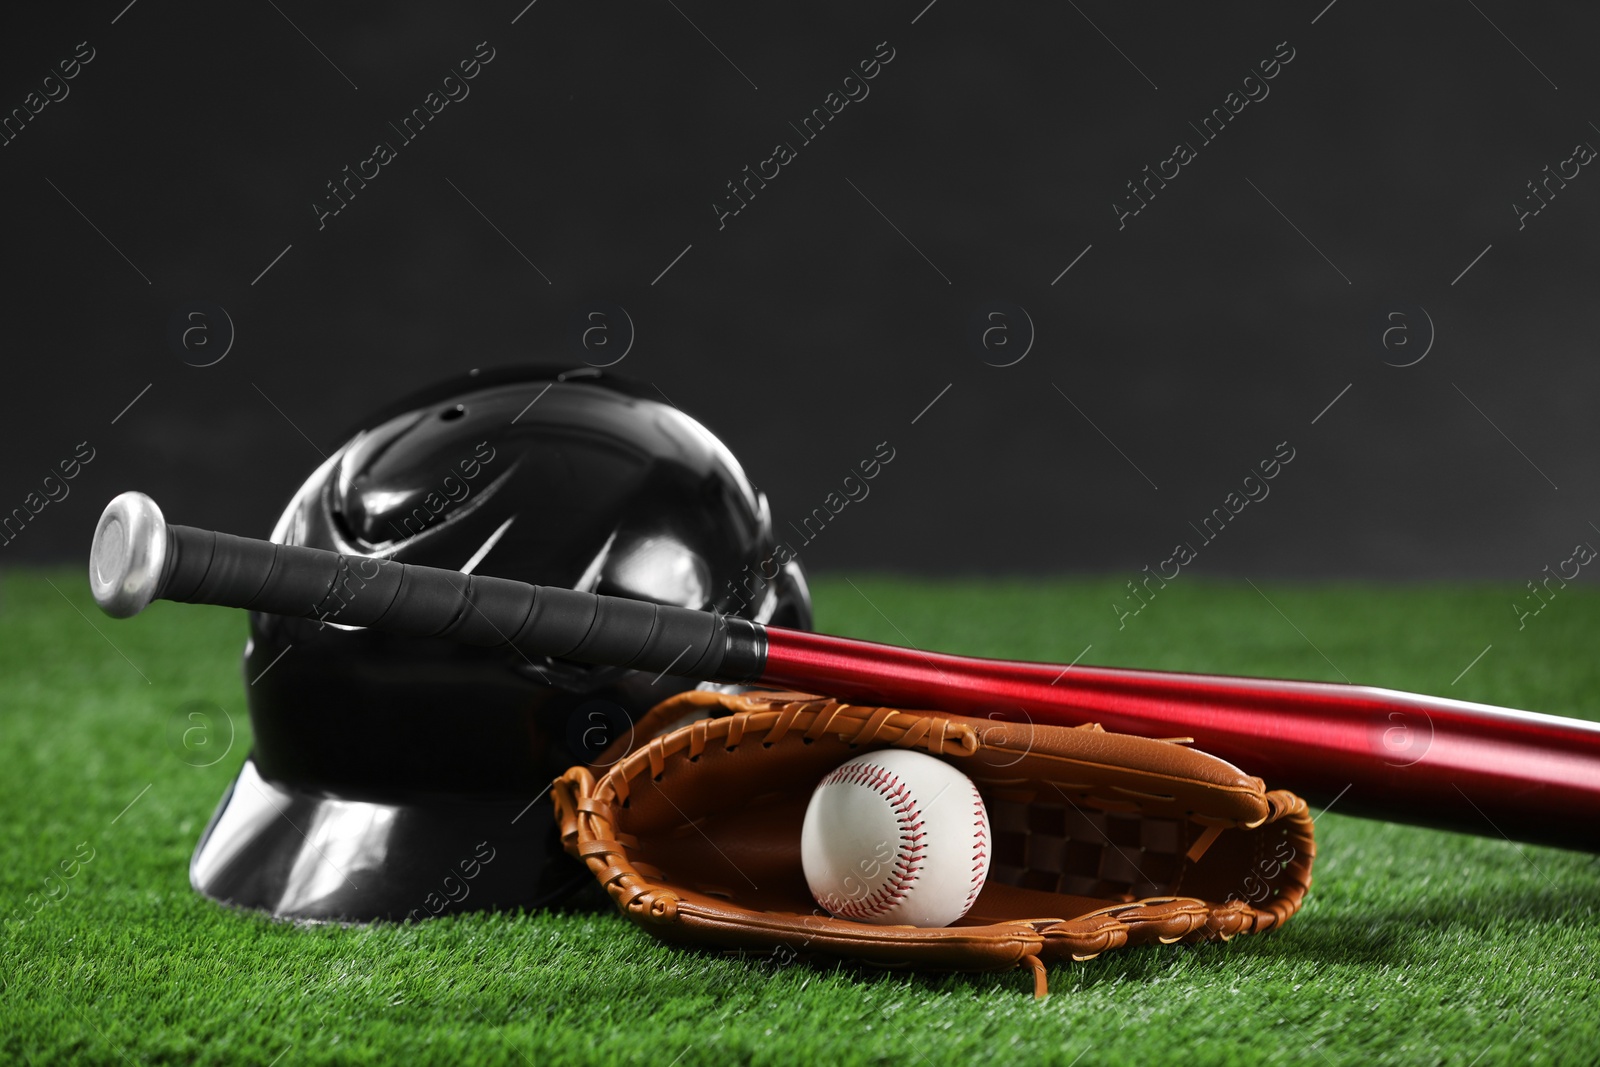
190, 365, 812, 921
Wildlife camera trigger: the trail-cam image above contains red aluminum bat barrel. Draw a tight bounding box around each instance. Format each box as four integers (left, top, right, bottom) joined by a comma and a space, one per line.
761, 629, 1600, 851
90, 492, 1600, 852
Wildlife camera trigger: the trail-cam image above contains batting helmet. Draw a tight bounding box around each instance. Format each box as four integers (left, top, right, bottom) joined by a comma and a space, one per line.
189, 365, 812, 921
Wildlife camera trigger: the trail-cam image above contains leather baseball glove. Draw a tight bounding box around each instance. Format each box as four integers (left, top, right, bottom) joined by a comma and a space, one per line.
552, 690, 1314, 997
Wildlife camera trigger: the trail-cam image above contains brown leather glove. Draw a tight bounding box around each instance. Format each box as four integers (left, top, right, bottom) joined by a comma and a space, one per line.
552, 690, 1314, 997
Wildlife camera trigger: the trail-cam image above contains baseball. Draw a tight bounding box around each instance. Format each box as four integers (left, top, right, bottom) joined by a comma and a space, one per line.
801, 749, 991, 927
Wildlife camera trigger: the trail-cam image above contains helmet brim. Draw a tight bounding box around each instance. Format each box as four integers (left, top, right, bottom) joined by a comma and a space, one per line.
190, 759, 587, 922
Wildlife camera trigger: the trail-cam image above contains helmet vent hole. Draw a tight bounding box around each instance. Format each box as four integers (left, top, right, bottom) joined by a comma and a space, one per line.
440, 405, 466, 421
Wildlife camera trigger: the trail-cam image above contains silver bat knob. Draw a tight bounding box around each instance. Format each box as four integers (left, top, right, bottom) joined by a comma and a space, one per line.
90, 491, 169, 618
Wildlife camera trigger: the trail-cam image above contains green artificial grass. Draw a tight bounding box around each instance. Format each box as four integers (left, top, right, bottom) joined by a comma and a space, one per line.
2, 570, 1597, 1065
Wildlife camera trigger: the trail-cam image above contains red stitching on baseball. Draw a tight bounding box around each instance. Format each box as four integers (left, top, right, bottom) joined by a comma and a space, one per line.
818, 761, 926, 921
963, 784, 987, 914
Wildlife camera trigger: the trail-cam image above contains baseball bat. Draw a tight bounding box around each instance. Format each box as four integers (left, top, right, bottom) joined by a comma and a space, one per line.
89, 491, 1600, 852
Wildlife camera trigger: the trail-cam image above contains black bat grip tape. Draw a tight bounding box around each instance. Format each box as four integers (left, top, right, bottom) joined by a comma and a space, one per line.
157, 524, 766, 682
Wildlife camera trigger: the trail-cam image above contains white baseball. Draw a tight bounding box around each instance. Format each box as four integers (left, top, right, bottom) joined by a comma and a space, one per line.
800, 749, 990, 927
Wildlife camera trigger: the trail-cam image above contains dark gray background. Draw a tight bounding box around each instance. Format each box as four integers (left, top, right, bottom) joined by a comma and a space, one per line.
2, 1, 1594, 579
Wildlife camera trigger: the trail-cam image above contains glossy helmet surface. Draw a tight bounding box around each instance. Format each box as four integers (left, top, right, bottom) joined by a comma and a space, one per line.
190, 365, 812, 921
